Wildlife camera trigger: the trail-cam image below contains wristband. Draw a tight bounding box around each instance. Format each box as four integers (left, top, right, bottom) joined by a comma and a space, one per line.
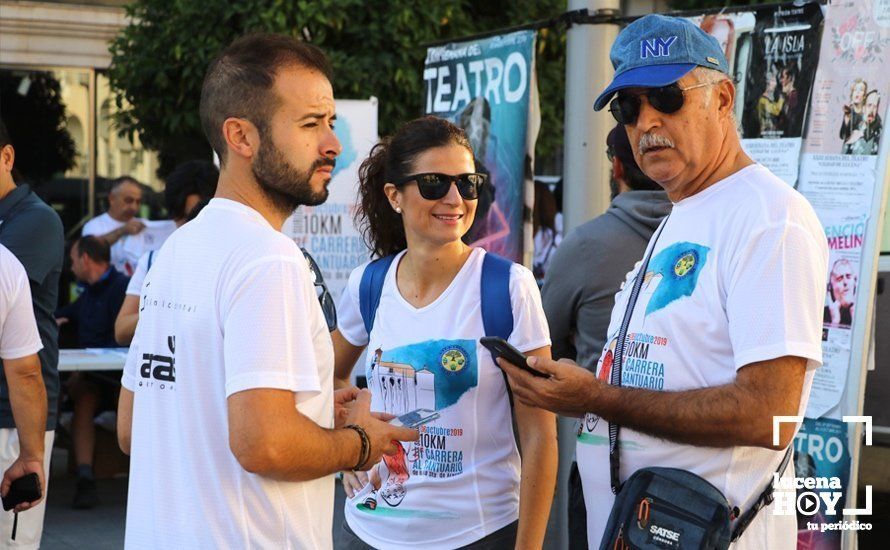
344, 424, 371, 470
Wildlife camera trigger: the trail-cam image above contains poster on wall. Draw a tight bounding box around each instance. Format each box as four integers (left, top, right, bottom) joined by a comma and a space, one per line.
792, 418, 851, 550
422, 30, 539, 262
736, 2, 823, 185
803, 0, 890, 157
283, 99, 377, 299
796, 0, 890, 422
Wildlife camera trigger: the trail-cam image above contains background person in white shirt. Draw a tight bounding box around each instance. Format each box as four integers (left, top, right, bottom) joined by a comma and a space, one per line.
499, 15, 828, 549
0, 244, 48, 547
82, 176, 147, 275
114, 160, 218, 345
116, 33, 417, 549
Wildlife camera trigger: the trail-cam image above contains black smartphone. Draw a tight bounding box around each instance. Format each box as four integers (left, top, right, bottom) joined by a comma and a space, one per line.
480, 336, 548, 378
1, 473, 40, 511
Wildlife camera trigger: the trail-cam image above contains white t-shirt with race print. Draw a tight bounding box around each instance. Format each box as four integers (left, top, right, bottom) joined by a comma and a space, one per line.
337, 247, 551, 550
121, 199, 335, 549
577, 164, 828, 550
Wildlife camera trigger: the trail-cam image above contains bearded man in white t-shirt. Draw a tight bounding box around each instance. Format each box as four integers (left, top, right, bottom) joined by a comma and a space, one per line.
500, 15, 828, 550
116, 33, 417, 549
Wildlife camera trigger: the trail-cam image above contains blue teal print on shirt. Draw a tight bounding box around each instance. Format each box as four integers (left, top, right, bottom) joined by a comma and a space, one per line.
368, 339, 478, 413
643, 242, 710, 316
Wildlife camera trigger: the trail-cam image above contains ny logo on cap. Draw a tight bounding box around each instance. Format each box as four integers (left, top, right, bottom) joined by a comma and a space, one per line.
640, 36, 677, 59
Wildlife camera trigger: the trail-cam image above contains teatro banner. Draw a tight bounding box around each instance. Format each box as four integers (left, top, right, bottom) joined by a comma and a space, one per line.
283, 99, 378, 299
422, 30, 539, 263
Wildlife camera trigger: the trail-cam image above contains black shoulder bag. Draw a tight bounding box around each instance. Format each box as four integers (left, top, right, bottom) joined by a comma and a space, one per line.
599, 215, 793, 550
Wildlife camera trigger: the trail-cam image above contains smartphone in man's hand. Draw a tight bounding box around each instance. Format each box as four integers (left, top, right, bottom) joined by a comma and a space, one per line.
480, 336, 548, 377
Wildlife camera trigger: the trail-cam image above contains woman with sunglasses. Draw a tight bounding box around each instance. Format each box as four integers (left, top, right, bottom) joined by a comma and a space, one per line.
332, 116, 557, 549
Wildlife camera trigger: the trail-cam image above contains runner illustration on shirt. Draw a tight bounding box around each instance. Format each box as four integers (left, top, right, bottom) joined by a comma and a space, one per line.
359, 340, 478, 511
363, 442, 410, 509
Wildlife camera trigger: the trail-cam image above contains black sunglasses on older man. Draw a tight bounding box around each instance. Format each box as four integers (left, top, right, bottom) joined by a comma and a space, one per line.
395, 172, 487, 201
609, 81, 716, 125
301, 248, 337, 332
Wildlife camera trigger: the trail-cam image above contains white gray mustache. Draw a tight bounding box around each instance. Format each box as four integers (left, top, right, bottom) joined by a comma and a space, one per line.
639, 133, 675, 152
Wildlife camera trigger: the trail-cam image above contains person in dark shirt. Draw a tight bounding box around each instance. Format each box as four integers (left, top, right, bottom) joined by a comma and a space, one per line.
0, 116, 64, 545
55, 236, 128, 508
56, 237, 129, 347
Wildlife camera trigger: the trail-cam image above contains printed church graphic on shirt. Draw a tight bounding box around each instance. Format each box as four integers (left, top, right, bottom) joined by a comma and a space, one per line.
358, 339, 477, 516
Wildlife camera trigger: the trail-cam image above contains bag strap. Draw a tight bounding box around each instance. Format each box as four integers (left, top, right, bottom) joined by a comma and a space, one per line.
730, 446, 794, 541
358, 254, 397, 335
480, 252, 514, 340
480, 252, 516, 409
358, 251, 515, 339
608, 215, 670, 493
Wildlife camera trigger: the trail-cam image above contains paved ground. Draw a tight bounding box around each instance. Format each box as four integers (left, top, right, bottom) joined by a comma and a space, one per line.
39, 447, 888, 549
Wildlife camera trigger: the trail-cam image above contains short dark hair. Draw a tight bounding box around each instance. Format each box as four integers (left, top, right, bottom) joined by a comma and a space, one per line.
607, 124, 661, 192
200, 33, 333, 164
356, 116, 474, 257
0, 117, 11, 148
75, 236, 111, 264
164, 159, 219, 219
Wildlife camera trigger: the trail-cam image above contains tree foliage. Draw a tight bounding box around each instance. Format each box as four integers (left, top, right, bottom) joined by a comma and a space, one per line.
0, 72, 76, 182
108, 0, 566, 177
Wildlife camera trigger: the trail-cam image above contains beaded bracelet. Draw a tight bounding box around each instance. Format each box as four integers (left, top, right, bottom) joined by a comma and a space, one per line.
344, 424, 371, 470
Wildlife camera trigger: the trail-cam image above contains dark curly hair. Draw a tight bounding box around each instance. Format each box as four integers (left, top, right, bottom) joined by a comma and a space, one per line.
163, 159, 219, 220
356, 116, 474, 258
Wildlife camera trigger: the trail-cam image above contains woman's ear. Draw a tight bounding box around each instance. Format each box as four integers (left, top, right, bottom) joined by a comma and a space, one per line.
383, 183, 401, 212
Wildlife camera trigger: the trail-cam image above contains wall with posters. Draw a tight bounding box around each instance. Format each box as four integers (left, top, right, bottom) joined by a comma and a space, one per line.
283, 99, 377, 299
422, 30, 539, 263
689, 2, 890, 547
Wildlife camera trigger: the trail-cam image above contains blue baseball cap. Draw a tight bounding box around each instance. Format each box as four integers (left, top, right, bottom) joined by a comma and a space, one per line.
593, 14, 731, 111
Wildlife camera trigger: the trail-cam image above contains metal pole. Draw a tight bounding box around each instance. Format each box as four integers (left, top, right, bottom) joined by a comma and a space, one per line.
88, 69, 96, 219
553, 4, 621, 549
562, 0, 620, 236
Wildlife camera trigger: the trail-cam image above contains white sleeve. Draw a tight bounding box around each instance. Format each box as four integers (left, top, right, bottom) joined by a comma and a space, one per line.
121, 330, 141, 391
507, 264, 552, 353
0, 257, 42, 360
336, 263, 370, 347
81, 216, 102, 237
726, 221, 828, 370
126, 252, 151, 296
220, 256, 322, 398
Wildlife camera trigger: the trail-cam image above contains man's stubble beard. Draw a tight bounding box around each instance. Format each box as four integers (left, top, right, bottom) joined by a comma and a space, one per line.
252, 129, 333, 216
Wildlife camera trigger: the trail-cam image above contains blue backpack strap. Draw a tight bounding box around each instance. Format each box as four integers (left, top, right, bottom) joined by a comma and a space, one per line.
358, 254, 397, 336
480, 252, 514, 339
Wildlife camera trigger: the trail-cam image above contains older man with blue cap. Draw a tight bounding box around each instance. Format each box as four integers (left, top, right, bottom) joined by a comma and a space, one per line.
497, 14, 828, 549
